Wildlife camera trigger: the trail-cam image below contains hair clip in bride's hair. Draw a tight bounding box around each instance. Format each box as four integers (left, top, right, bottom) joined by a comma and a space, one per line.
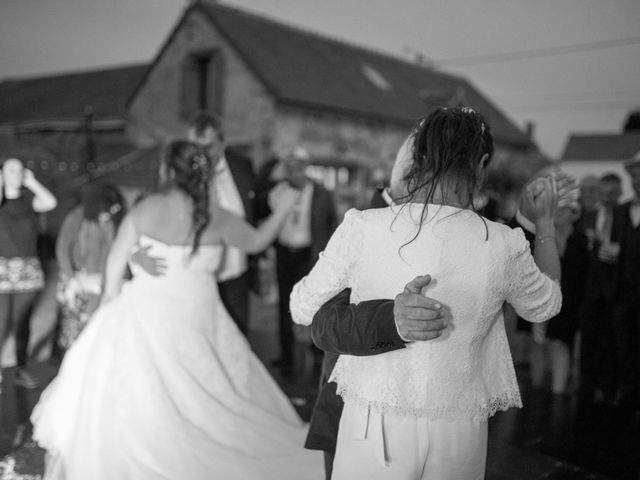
461, 106, 485, 134
192, 153, 208, 171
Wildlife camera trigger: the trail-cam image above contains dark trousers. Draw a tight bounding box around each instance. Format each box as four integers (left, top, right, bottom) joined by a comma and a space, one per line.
275, 244, 311, 363
0, 291, 39, 368
580, 293, 618, 398
612, 284, 640, 405
323, 451, 334, 480
218, 272, 250, 336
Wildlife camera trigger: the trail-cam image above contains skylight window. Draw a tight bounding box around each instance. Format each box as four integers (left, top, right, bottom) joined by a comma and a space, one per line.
361, 64, 392, 91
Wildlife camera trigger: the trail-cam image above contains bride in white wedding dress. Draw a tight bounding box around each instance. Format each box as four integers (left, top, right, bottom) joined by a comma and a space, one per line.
31, 140, 323, 480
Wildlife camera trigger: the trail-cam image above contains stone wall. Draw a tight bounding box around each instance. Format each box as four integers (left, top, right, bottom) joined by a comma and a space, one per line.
272, 106, 410, 172
127, 9, 277, 166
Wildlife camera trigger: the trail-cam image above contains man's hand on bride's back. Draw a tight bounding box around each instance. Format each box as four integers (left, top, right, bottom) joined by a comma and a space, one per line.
130, 245, 168, 276
394, 275, 448, 342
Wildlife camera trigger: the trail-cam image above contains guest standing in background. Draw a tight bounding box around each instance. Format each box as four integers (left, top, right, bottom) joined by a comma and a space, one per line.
270, 148, 337, 371
55, 183, 125, 350
536, 202, 589, 395
576, 174, 600, 234
579, 173, 623, 403
611, 152, 640, 412
0, 158, 57, 392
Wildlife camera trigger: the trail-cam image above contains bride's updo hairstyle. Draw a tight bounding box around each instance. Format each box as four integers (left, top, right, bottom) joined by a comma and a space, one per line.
404, 106, 494, 208
397, 106, 495, 243
163, 140, 215, 254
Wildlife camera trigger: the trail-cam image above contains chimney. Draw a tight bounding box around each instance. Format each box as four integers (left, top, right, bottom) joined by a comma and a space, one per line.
525, 121, 535, 140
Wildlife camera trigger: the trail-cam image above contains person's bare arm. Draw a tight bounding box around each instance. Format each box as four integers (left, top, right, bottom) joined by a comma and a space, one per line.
100, 213, 138, 305
523, 177, 561, 281
220, 186, 298, 254
56, 207, 83, 279
23, 169, 57, 213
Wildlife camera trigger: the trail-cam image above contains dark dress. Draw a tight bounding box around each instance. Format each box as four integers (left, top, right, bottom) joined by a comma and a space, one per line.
545, 229, 589, 347
0, 191, 44, 369
0, 192, 44, 293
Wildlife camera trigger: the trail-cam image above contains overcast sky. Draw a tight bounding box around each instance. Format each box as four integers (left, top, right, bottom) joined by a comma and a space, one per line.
1, 0, 639, 158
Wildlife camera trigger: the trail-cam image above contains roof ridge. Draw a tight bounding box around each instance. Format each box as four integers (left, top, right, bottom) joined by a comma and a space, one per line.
567, 131, 640, 138
0, 62, 149, 85
197, 0, 462, 82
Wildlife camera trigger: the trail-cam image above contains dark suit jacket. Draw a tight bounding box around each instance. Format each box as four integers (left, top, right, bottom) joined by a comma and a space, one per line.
225, 149, 256, 224
305, 289, 405, 453
575, 206, 598, 236
304, 188, 405, 454
223, 149, 259, 287
582, 209, 619, 305
611, 201, 640, 296
309, 183, 338, 263
546, 229, 589, 346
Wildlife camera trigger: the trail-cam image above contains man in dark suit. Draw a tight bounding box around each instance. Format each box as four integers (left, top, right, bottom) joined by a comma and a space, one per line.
611, 153, 640, 410
580, 173, 623, 402
187, 112, 256, 335
304, 156, 581, 478
270, 148, 338, 369
132, 111, 257, 335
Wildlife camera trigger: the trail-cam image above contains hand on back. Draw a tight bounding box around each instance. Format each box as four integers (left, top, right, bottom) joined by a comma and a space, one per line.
130, 245, 168, 277
394, 275, 448, 342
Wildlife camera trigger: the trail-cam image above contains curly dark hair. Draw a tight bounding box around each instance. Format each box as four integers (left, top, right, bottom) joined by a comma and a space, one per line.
82, 183, 126, 227
398, 106, 495, 243
163, 140, 215, 255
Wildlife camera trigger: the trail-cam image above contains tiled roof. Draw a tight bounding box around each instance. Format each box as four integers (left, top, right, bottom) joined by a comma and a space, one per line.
561, 133, 640, 160
196, 1, 531, 148
0, 64, 147, 125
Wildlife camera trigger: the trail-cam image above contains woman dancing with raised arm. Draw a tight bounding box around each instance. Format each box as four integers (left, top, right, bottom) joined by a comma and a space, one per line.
291, 107, 562, 480
32, 141, 323, 480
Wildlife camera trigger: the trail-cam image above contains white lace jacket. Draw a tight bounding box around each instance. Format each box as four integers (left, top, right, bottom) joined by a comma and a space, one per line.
290, 205, 562, 421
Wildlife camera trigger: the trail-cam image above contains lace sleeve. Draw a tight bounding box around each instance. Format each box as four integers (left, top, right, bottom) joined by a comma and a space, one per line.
504, 227, 562, 323
290, 209, 362, 326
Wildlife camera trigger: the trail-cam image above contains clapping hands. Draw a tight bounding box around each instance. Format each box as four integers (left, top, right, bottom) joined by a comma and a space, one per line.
268, 182, 301, 213
522, 175, 559, 225
554, 171, 580, 207
520, 171, 577, 224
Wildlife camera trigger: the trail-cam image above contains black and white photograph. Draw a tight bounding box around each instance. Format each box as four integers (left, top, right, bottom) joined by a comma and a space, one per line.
0, 1, 639, 479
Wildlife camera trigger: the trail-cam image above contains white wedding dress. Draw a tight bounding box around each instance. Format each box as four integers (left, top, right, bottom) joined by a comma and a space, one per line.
31, 235, 323, 480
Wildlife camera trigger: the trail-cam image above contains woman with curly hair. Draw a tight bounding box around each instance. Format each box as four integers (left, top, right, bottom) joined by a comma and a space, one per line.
291, 107, 562, 480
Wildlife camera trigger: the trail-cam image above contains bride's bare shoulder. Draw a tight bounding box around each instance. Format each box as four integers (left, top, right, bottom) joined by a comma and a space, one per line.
130, 191, 178, 228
